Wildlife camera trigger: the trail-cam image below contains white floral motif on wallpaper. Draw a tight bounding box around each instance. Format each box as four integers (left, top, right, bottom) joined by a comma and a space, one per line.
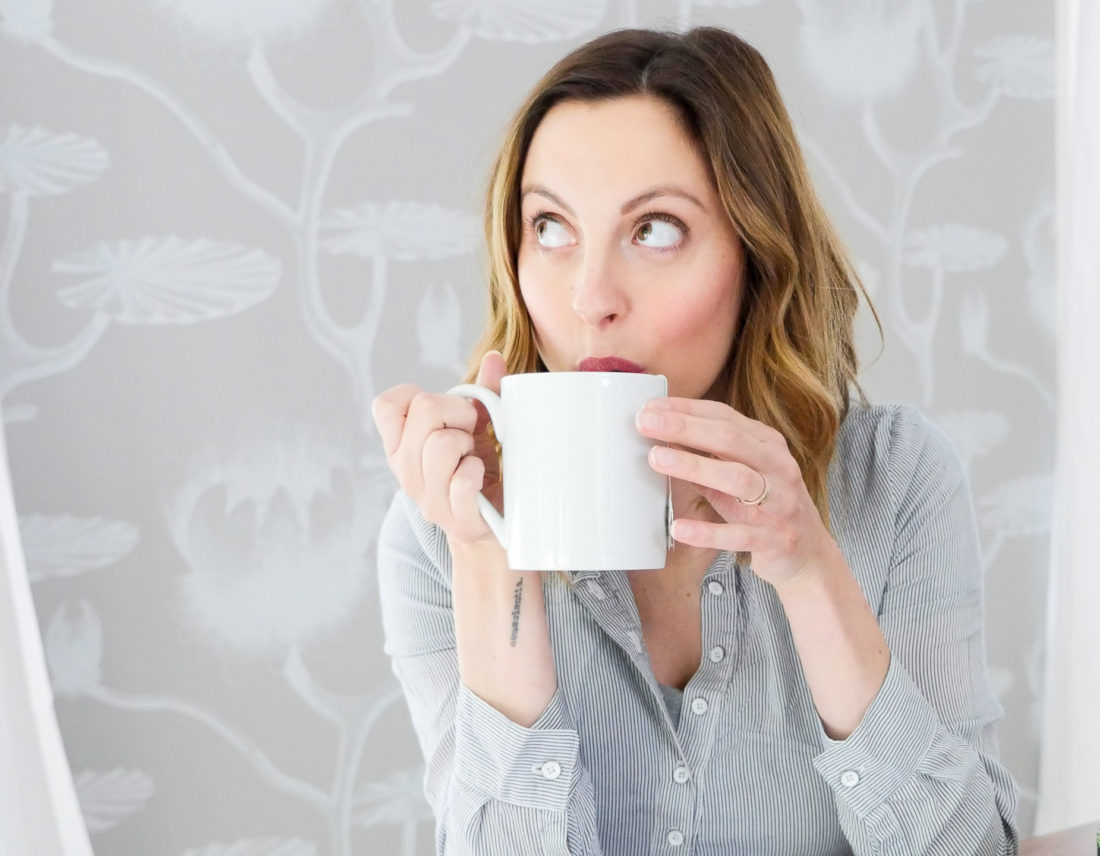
54, 237, 280, 324
19, 514, 140, 582
798, 0, 925, 103
320, 202, 477, 382
174, 839, 319, 856
431, 0, 608, 42
0, 122, 282, 401
934, 409, 1008, 473
75, 768, 156, 835
977, 474, 1054, 571
43, 576, 412, 855
156, 0, 339, 44
0, 124, 108, 194
354, 767, 435, 856
418, 281, 466, 376
167, 416, 384, 654
795, 1, 1054, 403
0, 125, 110, 403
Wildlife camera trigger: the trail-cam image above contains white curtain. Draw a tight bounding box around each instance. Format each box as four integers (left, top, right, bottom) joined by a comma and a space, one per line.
1035, 0, 1100, 834
0, 422, 92, 854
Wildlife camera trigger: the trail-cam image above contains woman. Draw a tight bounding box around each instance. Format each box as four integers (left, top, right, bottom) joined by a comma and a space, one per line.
371, 26, 1019, 855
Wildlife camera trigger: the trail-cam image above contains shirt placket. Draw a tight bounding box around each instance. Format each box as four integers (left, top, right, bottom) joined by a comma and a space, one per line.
664, 555, 739, 854
572, 555, 740, 855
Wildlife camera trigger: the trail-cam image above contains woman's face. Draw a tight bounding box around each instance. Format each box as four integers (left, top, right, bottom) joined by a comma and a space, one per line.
517, 95, 745, 400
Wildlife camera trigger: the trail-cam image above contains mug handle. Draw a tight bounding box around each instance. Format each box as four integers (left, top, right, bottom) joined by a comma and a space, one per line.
447, 383, 507, 548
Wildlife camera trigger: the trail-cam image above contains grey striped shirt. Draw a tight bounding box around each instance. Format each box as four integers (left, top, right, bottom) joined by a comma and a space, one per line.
377, 404, 1019, 855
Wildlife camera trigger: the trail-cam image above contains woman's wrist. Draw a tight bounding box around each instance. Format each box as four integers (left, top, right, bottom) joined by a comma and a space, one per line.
449, 538, 558, 727
448, 533, 506, 573
772, 543, 890, 739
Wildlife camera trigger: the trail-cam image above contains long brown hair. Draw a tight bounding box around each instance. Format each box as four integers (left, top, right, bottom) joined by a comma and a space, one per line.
467, 27, 879, 529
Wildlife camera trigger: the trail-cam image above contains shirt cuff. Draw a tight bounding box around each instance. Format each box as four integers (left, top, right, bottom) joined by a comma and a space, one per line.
454, 683, 581, 811
812, 655, 938, 819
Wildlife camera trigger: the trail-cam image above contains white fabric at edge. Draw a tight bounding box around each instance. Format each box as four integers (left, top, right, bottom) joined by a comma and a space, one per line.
1035, 0, 1100, 833
0, 422, 93, 854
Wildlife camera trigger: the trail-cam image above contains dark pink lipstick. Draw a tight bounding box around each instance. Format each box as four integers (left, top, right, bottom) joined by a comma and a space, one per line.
578, 356, 646, 373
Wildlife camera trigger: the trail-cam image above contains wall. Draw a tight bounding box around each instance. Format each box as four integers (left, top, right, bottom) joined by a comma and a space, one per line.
0, 0, 1053, 853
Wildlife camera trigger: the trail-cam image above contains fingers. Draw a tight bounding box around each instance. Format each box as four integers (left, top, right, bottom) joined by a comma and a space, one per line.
637, 406, 784, 476
649, 445, 775, 511
449, 454, 493, 540
476, 350, 507, 394
420, 426, 476, 525
371, 384, 479, 504
672, 518, 760, 552
371, 383, 421, 455
400, 392, 479, 462
642, 397, 779, 445
371, 362, 506, 544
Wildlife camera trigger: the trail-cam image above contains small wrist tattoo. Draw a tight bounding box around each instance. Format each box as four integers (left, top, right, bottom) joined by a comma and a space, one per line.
509, 579, 523, 646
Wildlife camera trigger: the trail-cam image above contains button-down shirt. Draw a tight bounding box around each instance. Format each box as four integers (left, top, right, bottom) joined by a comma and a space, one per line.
377, 404, 1019, 855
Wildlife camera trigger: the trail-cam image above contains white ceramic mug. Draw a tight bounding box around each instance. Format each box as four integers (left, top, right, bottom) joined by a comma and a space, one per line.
448, 372, 671, 571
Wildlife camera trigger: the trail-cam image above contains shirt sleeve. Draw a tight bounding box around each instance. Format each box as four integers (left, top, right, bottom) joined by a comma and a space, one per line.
812, 406, 1020, 856
376, 490, 604, 856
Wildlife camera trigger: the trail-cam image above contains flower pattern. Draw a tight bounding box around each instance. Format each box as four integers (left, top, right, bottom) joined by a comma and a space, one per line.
797, 0, 926, 103
45, 601, 103, 696
154, 0, 337, 45
974, 37, 1055, 100
320, 202, 479, 262
168, 416, 389, 656
0, 125, 109, 196
903, 225, 1008, 272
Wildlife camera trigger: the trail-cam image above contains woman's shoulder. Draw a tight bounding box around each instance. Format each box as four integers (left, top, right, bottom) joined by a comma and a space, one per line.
829, 403, 973, 594
836, 402, 959, 472
831, 402, 967, 514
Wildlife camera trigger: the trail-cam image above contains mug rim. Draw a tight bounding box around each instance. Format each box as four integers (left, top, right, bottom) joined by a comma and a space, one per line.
501, 370, 667, 385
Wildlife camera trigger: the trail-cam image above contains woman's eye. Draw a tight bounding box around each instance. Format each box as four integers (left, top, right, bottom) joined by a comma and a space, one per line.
534, 217, 572, 248
636, 218, 683, 249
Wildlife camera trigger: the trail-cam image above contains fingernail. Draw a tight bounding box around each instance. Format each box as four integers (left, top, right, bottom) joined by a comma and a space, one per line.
650, 446, 675, 467
637, 410, 662, 431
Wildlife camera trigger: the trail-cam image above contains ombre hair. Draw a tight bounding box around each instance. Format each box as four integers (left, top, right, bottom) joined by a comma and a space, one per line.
466, 26, 879, 529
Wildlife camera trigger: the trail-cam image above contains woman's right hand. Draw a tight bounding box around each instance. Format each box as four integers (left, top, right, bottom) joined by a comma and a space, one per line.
375, 352, 557, 726
371, 351, 508, 550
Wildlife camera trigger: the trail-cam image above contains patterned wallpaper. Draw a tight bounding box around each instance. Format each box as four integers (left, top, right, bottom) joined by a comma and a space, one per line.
1, 1, 1053, 853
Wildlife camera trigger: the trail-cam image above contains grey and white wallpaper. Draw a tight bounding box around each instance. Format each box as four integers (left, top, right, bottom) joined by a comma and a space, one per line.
1, 1, 1054, 854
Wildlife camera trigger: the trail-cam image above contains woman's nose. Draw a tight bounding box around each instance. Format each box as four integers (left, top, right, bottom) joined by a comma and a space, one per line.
570, 251, 627, 328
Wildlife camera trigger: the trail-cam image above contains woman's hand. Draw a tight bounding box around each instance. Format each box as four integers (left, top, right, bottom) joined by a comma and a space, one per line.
636, 397, 837, 588
371, 351, 507, 549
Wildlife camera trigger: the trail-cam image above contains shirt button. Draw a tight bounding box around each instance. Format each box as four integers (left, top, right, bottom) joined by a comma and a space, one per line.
673, 765, 691, 783
706, 580, 724, 596
667, 829, 685, 847
840, 770, 860, 788
587, 580, 606, 600
708, 646, 725, 663
690, 697, 708, 715
539, 761, 562, 780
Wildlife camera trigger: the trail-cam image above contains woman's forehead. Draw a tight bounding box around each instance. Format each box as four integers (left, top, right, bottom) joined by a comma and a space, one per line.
521, 96, 714, 201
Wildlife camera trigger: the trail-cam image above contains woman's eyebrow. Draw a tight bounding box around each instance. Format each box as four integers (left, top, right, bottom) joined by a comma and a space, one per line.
520, 184, 706, 215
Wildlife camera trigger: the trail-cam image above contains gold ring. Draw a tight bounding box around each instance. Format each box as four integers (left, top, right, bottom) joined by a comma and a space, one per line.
738, 472, 769, 507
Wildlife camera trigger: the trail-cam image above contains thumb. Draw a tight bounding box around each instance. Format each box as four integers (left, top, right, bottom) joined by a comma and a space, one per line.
475, 349, 508, 395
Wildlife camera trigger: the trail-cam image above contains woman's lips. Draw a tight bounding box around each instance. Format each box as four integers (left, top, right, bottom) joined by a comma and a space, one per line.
578, 356, 646, 373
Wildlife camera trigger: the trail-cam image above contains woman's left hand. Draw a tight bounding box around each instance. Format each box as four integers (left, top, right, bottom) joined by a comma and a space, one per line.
636, 397, 837, 588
